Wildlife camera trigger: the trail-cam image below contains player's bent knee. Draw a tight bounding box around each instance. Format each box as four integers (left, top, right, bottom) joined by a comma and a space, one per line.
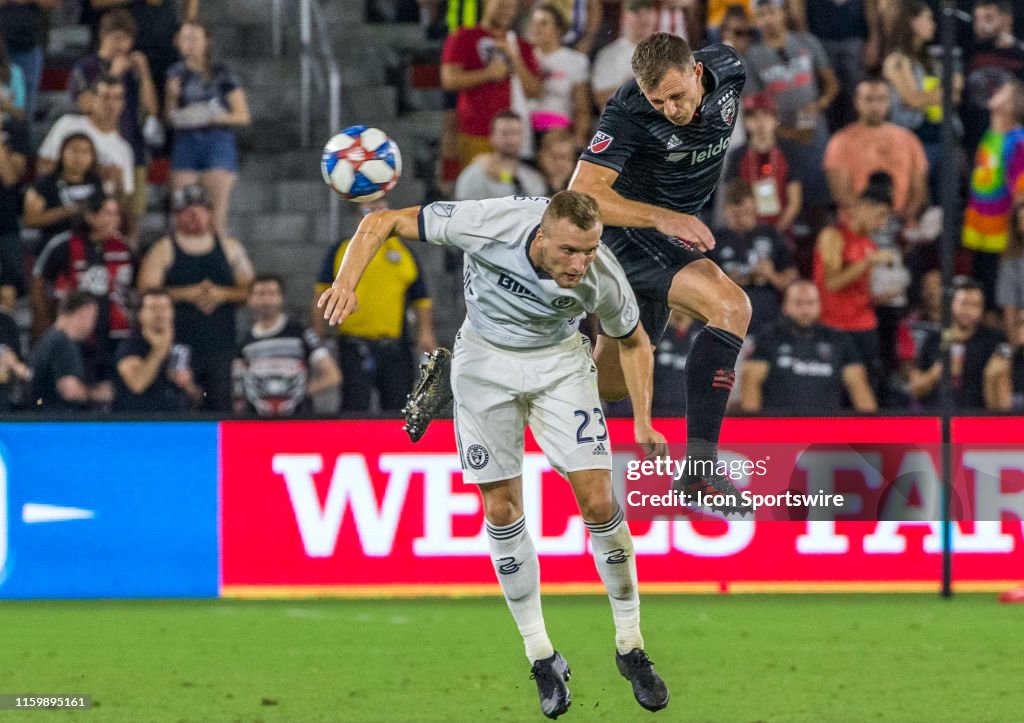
580, 492, 617, 526
478, 480, 524, 526
712, 277, 752, 334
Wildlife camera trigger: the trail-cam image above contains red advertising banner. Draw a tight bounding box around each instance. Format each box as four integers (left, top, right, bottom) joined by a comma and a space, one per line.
220, 418, 1024, 595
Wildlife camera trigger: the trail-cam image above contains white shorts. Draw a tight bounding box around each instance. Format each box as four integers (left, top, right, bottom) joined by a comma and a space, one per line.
452, 322, 612, 484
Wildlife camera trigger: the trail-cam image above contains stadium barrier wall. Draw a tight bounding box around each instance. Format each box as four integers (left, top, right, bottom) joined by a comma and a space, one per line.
1, 418, 1020, 598
0, 423, 219, 599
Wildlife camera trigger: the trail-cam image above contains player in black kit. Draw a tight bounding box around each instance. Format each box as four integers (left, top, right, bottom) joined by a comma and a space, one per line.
569, 33, 752, 512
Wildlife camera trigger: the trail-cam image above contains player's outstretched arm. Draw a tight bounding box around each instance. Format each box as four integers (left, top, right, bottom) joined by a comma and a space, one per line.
617, 324, 667, 459
568, 160, 715, 251
318, 206, 422, 326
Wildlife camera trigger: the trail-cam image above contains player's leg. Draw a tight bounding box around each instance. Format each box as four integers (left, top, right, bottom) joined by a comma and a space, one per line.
453, 327, 570, 719
666, 259, 752, 510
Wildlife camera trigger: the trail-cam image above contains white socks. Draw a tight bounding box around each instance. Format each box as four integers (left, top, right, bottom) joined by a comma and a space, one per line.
486, 516, 554, 662
586, 506, 645, 655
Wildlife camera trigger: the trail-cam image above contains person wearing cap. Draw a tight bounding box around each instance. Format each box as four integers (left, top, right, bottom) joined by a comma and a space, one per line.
725, 91, 802, 235
31, 193, 134, 387
590, 0, 659, 110
137, 183, 254, 411
813, 172, 899, 392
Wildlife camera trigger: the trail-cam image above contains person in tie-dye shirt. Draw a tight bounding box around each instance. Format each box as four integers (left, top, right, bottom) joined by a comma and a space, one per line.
962, 79, 1024, 309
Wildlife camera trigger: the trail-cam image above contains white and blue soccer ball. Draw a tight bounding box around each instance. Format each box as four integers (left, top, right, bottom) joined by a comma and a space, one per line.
320, 126, 402, 202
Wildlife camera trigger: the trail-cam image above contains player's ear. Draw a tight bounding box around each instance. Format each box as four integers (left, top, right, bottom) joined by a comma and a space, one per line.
693, 61, 704, 82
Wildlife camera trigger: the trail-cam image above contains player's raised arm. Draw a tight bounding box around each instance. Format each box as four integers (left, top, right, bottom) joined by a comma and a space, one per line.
318, 205, 421, 326
616, 323, 667, 458
569, 160, 715, 251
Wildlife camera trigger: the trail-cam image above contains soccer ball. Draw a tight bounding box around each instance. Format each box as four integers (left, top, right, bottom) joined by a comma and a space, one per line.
320, 126, 402, 202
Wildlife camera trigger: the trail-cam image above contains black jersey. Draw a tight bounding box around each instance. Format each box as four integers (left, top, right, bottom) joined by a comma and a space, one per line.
579, 44, 745, 218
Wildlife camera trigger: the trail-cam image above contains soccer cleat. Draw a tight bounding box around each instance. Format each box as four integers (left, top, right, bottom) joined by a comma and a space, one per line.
616, 648, 669, 712
672, 470, 753, 517
402, 347, 453, 442
530, 651, 572, 719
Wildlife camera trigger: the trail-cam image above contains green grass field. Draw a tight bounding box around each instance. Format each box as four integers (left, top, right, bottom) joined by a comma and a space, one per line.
2, 594, 1021, 722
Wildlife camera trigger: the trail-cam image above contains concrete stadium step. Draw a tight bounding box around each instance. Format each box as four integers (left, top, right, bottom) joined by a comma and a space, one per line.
230, 212, 312, 244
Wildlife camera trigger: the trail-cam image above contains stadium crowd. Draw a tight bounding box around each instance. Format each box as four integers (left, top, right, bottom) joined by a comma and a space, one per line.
3, 0, 1024, 416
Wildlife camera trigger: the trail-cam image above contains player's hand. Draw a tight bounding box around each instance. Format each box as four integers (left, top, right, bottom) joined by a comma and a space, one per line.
318, 285, 358, 326
656, 212, 715, 252
635, 425, 668, 461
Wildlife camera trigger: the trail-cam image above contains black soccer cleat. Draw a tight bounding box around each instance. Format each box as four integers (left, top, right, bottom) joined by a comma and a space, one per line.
530, 651, 572, 719
402, 347, 453, 442
672, 471, 753, 517
616, 648, 669, 712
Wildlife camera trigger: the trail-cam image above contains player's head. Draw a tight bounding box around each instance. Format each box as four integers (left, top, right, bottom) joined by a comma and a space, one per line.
490, 110, 525, 159
852, 171, 893, 233
632, 33, 704, 126
973, 0, 1013, 42
782, 280, 821, 329
172, 183, 213, 235
854, 77, 891, 126
138, 288, 174, 334
248, 274, 286, 322
951, 277, 985, 331
535, 191, 603, 288
722, 179, 758, 234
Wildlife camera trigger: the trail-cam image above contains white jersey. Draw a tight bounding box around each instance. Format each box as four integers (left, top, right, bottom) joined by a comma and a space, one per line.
418, 196, 639, 349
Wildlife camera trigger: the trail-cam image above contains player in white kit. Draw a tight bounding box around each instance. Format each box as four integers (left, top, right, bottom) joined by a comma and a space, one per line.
319, 191, 670, 719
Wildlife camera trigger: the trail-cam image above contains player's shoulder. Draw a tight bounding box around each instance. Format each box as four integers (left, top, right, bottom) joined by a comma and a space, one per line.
608, 79, 650, 116
695, 43, 746, 84
590, 242, 630, 283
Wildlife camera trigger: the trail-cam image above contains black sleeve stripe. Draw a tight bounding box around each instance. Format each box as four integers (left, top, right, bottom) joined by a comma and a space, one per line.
578, 155, 624, 174
416, 207, 428, 243
608, 321, 640, 340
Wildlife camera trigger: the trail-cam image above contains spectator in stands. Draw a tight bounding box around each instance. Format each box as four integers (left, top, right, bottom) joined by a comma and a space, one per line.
709, 179, 798, 335
37, 76, 135, 202
725, 93, 802, 235
112, 288, 200, 412
0, 36, 26, 119
235, 275, 341, 417
894, 267, 942, 406
706, 0, 752, 44
740, 279, 877, 412
883, 1, 962, 204
88, 0, 199, 103
312, 196, 437, 412
166, 20, 251, 237
137, 183, 254, 411
824, 77, 929, 224
962, 0, 1024, 155
0, 0, 54, 133
440, 0, 542, 170
23, 134, 104, 258
962, 79, 1024, 310
910, 278, 1010, 410
70, 9, 159, 237
31, 194, 135, 383
747, 0, 839, 229
652, 310, 701, 416
0, 101, 29, 303
787, 0, 877, 130
0, 302, 30, 410
30, 291, 112, 412
813, 174, 898, 391
536, 127, 576, 193
526, 3, 591, 151
1006, 308, 1024, 409
657, 0, 701, 50
997, 199, 1024, 347
454, 111, 547, 200
719, 5, 754, 56
591, 0, 659, 110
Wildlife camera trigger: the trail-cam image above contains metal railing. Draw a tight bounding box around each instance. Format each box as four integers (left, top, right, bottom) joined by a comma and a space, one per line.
298, 0, 342, 243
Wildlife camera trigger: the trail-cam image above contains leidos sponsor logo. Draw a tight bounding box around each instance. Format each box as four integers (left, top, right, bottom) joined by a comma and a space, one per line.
665, 135, 731, 164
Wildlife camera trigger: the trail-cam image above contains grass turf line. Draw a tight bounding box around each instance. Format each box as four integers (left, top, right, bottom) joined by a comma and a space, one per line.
1, 594, 1021, 722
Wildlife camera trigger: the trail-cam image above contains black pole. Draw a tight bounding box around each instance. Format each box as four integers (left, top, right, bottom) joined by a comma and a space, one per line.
939, 1, 956, 599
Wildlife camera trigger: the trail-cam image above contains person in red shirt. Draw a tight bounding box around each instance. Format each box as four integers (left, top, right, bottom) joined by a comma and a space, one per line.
813, 172, 898, 392
440, 0, 542, 171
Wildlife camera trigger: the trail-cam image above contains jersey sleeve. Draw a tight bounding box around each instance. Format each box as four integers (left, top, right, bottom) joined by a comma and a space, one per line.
590, 246, 640, 339
578, 93, 646, 174
417, 197, 549, 253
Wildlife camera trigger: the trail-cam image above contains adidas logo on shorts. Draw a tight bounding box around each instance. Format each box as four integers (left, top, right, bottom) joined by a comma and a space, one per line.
592, 442, 608, 456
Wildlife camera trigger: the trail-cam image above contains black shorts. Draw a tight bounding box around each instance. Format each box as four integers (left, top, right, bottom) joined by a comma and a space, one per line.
601, 226, 706, 344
